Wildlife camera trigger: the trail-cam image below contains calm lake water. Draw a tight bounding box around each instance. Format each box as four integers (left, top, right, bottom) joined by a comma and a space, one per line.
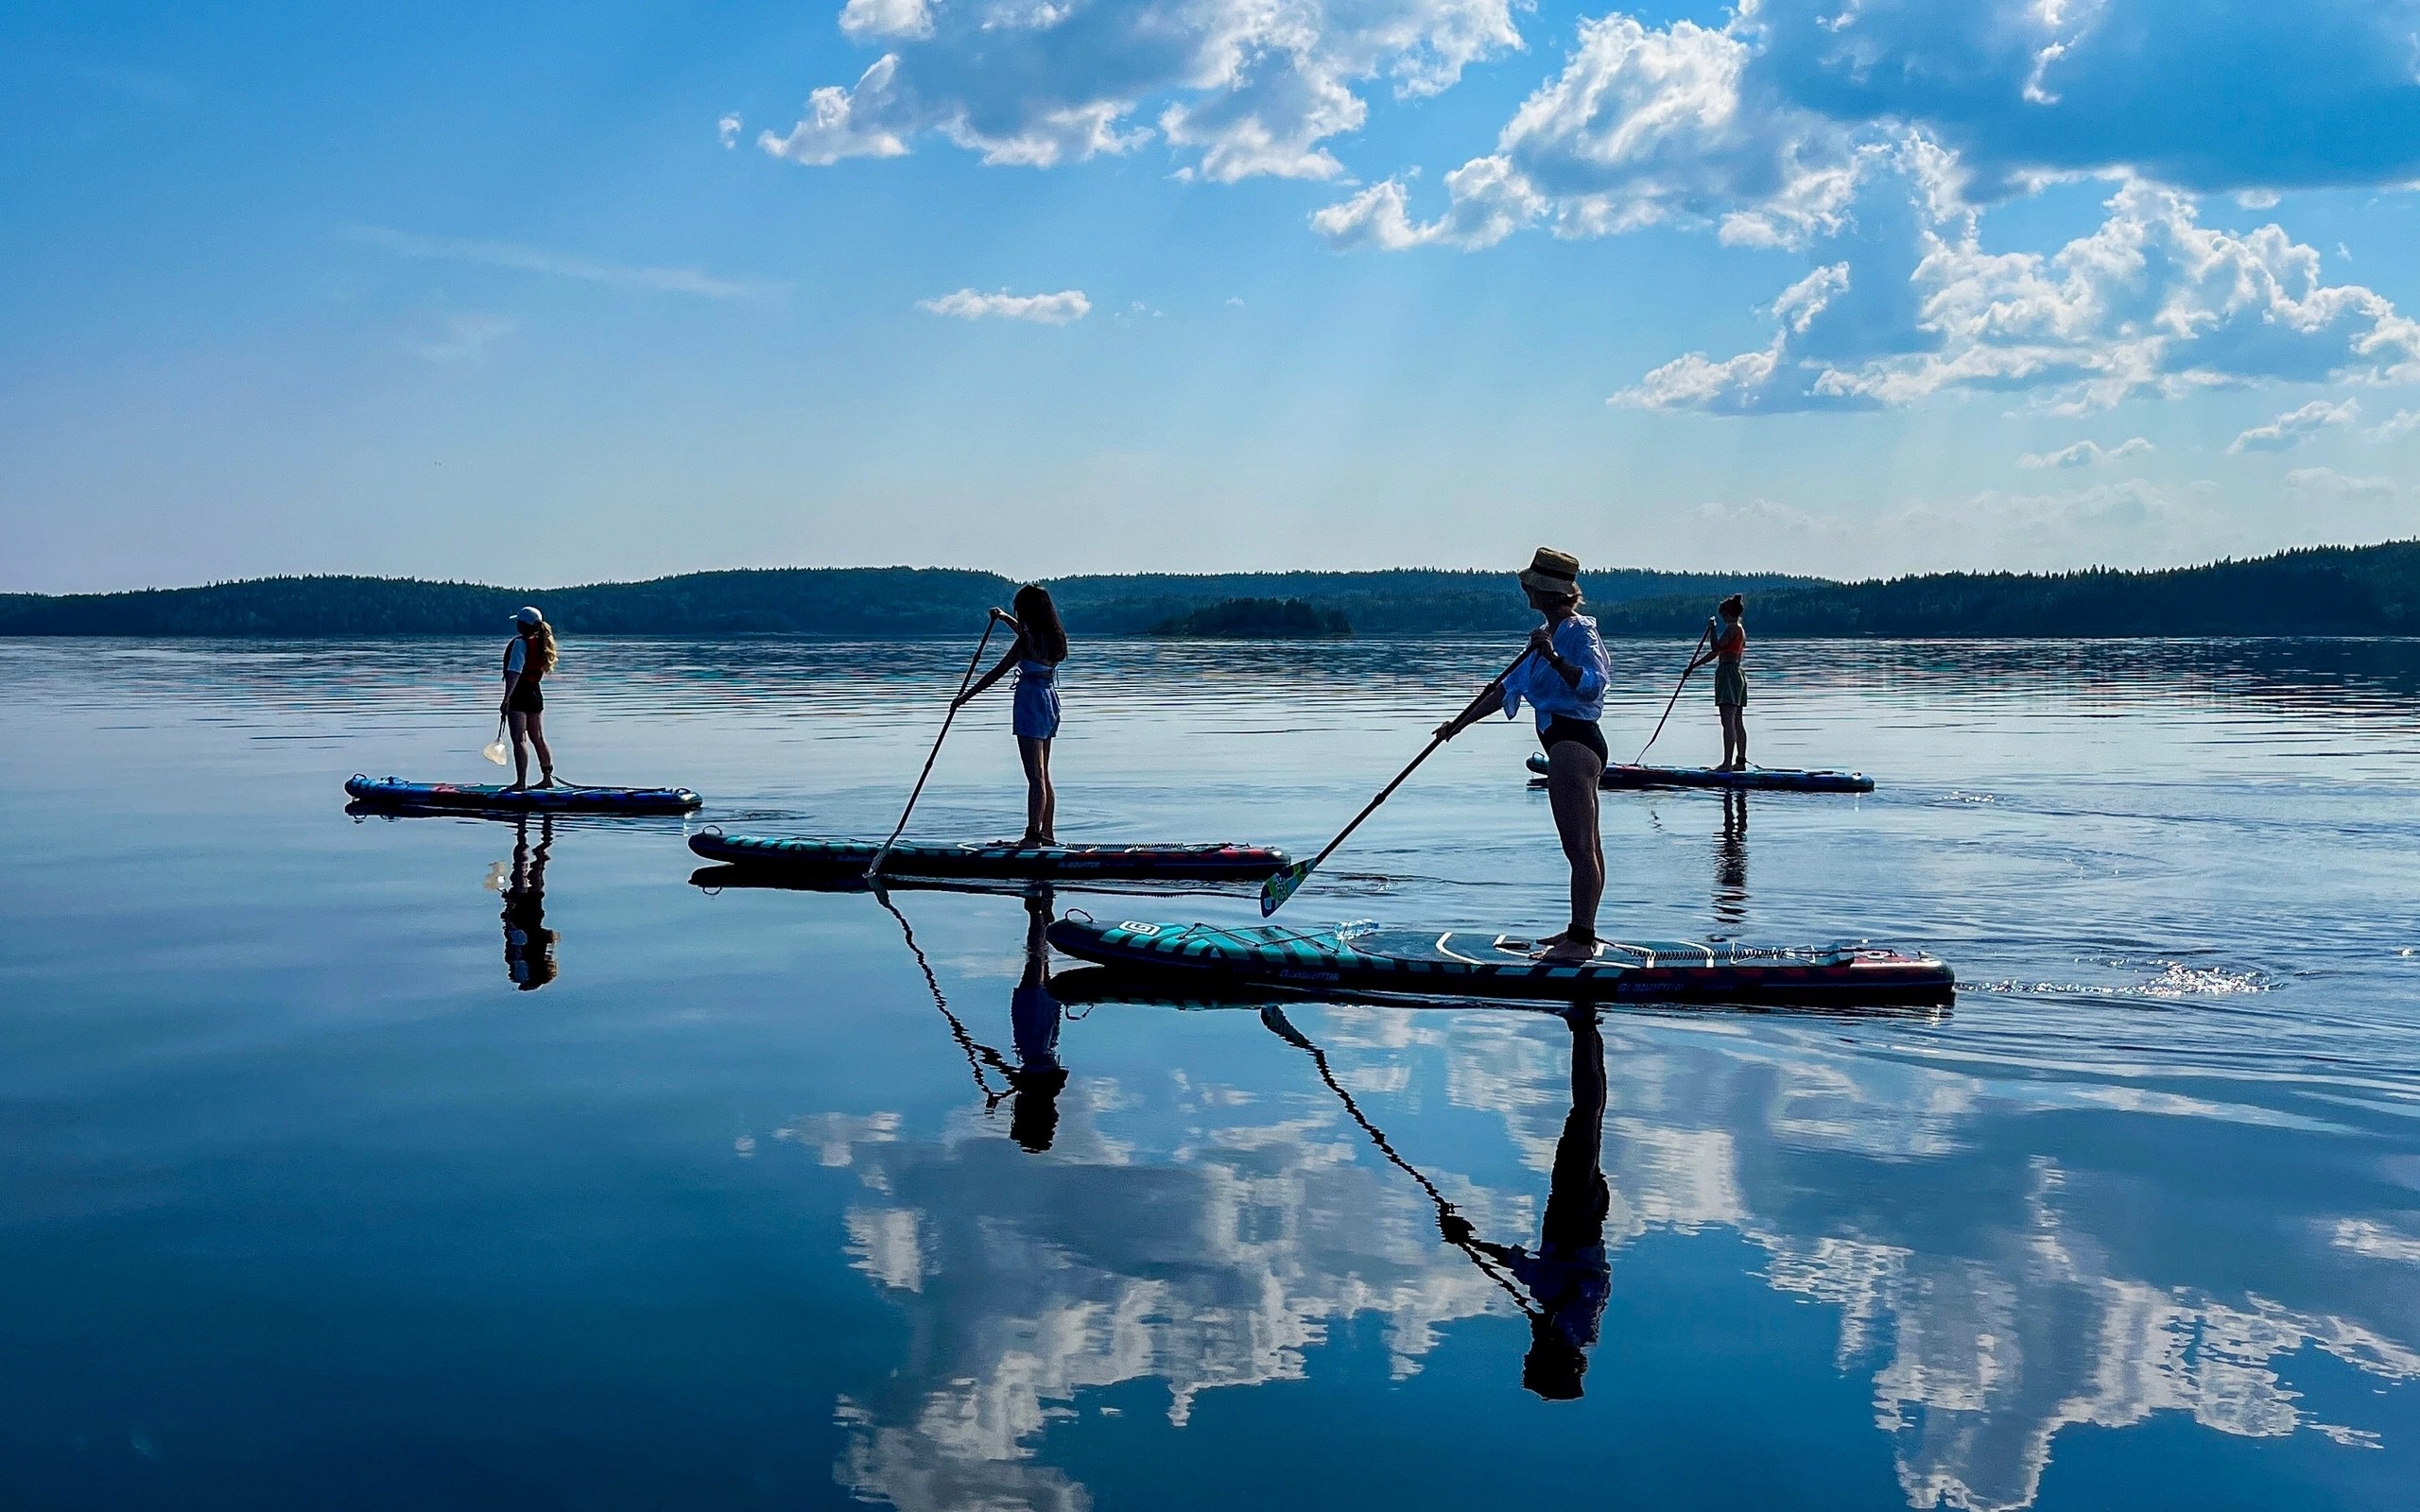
4, 635, 2418, 1511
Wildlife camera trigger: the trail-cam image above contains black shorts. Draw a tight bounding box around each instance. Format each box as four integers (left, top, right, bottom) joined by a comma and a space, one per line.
1538, 715, 1607, 765
508, 682, 544, 714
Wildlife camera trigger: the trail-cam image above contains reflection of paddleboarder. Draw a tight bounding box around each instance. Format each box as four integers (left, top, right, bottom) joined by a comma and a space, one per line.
878, 885, 1067, 1154
1448, 1008, 1610, 1400
1007, 890, 1068, 1152
501, 814, 558, 990
1715, 789, 1749, 928
1267, 1002, 1611, 1401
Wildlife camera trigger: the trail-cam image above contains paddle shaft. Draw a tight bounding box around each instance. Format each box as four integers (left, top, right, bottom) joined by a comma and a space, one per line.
868, 616, 1000, 880
1297, 647, 1532, 878
1634, 624, 1711, 765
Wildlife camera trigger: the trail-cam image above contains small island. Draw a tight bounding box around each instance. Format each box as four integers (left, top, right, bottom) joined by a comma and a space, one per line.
1150, 596, 1353, 639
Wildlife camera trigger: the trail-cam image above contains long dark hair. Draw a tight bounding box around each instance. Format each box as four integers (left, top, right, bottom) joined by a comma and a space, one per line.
1013, 583, 1067, 664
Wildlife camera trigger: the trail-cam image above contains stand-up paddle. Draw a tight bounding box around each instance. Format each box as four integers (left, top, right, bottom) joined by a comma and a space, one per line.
1633, 624, 1710, 765
868, 614, 1001, 881
1260, 648, 1530, 917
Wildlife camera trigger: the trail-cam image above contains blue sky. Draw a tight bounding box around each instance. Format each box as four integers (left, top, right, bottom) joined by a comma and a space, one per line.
3, 0, 2418, 592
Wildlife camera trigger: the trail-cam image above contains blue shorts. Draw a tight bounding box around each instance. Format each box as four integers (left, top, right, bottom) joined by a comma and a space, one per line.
1013, 677, 1061, 740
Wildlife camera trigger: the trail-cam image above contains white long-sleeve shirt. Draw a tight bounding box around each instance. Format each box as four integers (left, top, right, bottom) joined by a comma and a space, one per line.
1502, 614, 1611, 729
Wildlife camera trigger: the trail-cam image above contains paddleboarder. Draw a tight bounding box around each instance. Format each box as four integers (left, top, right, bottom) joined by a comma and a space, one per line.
500, 606, 559, 791
955, 584, 1069, 847
1433, 548, 1612, 962
1685, 593, 1749, 771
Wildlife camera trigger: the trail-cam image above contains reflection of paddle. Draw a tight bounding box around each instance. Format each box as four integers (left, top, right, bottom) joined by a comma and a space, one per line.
872, 887, 1013, 1107
1259, 1006, 1536, 1317
1634, 624, 1711, 765
868, 614, 1001, 881
1261, 648, 1530, 917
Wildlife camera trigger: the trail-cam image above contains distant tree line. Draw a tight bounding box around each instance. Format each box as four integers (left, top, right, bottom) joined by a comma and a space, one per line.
1588, 541, 2420, 639
3, 542, 2414, 638
1150, 597, 1353, 638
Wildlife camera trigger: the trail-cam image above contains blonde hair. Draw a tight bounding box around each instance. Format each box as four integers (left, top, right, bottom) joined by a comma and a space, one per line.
531, 622, 559, 675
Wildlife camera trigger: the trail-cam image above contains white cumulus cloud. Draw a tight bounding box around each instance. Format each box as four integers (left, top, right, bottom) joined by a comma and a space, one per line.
2020, 437, 2154, 469
1614, 180, 2420, 415
762, 0, 1522, 181
838, 0, 932, 41
2369, 408, 2420, 442
917, 287, 1092, 324
2229, 399, 2360, 455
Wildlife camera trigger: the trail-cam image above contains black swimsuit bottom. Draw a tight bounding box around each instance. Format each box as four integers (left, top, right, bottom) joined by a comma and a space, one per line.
508, 681, 544, 714
1538, 715, 1607, 765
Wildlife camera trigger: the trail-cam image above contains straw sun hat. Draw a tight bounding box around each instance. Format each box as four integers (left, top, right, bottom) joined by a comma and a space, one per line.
1518, 547, 1582, 599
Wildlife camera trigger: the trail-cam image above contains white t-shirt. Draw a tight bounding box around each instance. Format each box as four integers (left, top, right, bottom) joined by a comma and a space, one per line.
504, 638, 527, 676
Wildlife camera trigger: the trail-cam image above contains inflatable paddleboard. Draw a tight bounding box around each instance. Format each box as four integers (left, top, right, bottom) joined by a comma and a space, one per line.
346, 775, 701, 814
1526, 753, 1874, 793
1046, 918, 1952, 1005
688, 833, 1293, 882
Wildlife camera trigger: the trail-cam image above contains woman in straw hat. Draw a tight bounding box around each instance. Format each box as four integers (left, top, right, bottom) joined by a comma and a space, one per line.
1434, 548, 1613, 962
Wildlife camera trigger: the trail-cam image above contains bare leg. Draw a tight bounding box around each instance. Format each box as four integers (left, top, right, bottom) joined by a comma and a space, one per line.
527, 711, 556, 783
1017, 736, 1055, 845
1720, 706, 1745, 769
1541, 741, 1606, 961
508, 711, 531, 787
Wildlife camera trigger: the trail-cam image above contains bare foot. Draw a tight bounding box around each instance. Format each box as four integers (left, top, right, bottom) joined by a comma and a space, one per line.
536, 775, 558, 789
1536, 936, 1601, 964
503, 782, 527, 792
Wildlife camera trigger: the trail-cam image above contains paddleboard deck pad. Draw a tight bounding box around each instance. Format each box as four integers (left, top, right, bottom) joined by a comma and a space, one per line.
689, 833, 1293, 882
1046, 918, 1952, 1005
346, 775, 701, 814
1527, 753, 1874, 793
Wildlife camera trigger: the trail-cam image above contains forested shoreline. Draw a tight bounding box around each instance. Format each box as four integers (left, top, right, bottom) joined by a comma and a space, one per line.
4, 541, 2415, 639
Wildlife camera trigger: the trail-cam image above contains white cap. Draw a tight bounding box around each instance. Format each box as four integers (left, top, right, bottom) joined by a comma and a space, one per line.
514, 606, 544, 626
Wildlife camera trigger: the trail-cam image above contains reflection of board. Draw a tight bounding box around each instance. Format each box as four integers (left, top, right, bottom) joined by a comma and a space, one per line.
346, 775, 700, 813
1046, 919, 1953, 1005
1526, 752, 1874, 793
688, 833, 1292, 882
1045, 967, 1948, 1020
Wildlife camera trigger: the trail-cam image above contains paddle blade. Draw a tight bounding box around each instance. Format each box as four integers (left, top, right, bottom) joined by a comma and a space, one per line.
482, 740, 510, 766
1259, 862, 1309, 917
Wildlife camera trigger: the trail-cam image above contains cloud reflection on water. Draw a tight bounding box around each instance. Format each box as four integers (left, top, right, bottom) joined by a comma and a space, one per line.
778, 1001, 2414, 1512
